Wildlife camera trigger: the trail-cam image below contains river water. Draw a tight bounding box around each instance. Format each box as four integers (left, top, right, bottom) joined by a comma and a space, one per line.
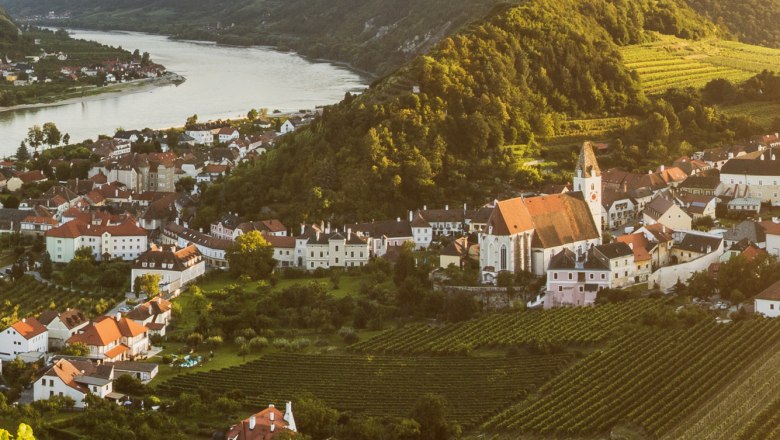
0, 29, 368, 153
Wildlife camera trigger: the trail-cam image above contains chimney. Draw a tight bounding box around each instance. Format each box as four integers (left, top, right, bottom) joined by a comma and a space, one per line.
249, 415, 256, 431
423, 205, 427, 211
115, 312, 121, 322
397, 217, 401, 222
347, 228, 352, 240
647, 170, 652, 175
445, 204, 449, 210
300, 224, 305, 235
659, 165, 665, 172
409, 210, 413, 222
270, 412, 275, 422
284, 401, 297, 432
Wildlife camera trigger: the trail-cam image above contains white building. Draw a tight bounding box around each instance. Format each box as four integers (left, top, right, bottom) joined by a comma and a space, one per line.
755, 279, 780, 318
38, 309, 89, 349
131, 244, 206, 295
642, 195, 692, 231
216, 127, 240, 143
719, 148, 780, 206
34, 359, 114, 408
184, 129, 214, 145
280, 119, 296, 134
45, 215, 148, 263
297, 228, 370, 270
0, 317, 48, 361
125, 298, 172, 337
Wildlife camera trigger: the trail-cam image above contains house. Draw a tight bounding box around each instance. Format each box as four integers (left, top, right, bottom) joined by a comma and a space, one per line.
112, 361, 158, 383
671, 231, 724, 264
264, 234, 296, 268
235, 219, 288, 238
33, 359, 115, 408
0, 209, 31, 233
440, 237, 470, 269
642, 195, 692, 231
718, 148, 780, 205
217, 127, 240, 143
479, 143, 602, 281
197, 164, 228, 184
163, 222, 231, 268
91, 139, 131, 159
0, 317, 48, 361
227, 402, 297, 440
761, 220, 780, 257
126, 297, 172, 337
678, 174, 721, 196
280, 119, 297, 135
591, 242, 635, 288
720, 239, 767, 263
727, 198, 761, 214
544, 248, 610, 308
636, 223, 675, 269
17, 170, 48, 185
67, 315, 149, 361
410, 213, 433, 249
615, 233, 654, 283
348, 219, 416, 257
755, 279, 780, 318
20, 215, 58, 234
45, 214, 148, 263
130, 244, 205, 296
184, 129, 214, 145
297, 228, 370, 270
601, 189, 636, 230
211, 213, 242, 240
678, 194, 718, 220
414, 206, 466, 237
38, 309, 89, 349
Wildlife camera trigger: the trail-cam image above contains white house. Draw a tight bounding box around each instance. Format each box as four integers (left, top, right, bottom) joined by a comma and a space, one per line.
130, 244, 206, 295
163, 222, 230, 269
0, 317, 48, 361
34, 359, 114, 408
718, 148, 780, 206
38, 309, 89, 349
591, 242, 635, 289
67, 315, 149, 361
125, 298, 172, 337
642, 195, 692, 231
755, 279, 780, 318
45, 214, 148, 263
297, 228, 370, 270
184, 129, 214, 145
216, 127, 240, 143
280, 119, 296, 134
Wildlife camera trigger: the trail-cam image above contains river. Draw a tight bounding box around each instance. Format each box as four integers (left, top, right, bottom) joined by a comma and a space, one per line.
0, 29, 368, 153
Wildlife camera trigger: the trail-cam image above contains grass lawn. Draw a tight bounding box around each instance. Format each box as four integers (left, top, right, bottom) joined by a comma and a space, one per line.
196, 271, 373, 298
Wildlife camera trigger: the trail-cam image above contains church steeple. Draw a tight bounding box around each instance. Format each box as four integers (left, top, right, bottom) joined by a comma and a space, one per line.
574, 141, 602, 238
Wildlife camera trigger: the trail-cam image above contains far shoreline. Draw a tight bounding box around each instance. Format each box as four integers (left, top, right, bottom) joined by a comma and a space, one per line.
0, 72, 185, 114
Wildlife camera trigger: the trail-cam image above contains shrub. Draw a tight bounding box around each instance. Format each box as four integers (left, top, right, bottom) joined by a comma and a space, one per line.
205, 335, 223, 348
249, 336, 269, 352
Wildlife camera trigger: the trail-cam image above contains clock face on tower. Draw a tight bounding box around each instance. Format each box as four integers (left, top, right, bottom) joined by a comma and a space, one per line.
591, 193, 598, 201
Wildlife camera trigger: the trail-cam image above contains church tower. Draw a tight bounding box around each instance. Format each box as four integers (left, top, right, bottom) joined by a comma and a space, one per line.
574, 141, 602, 237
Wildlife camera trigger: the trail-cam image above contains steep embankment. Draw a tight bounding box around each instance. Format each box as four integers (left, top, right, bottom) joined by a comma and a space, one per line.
193, 0, 715, 227
0, 7, 33, 58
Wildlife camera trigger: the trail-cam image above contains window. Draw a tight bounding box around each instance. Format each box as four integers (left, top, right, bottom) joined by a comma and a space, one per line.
601, 274, 606, 280
500, 245, 508, 271
772, 304, 775, 310
558, 286, 562, 292
553, 273, 558, 280
568, 273, 573, 280
335, 246, 339, 252
589, 273, 594, 280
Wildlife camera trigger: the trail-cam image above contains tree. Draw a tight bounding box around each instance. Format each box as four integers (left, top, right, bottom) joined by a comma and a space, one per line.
247, 108, 258, 120
64, 247, 96, 284
141, 51, 151, 66
62, 342, 89, 356
0, 424, 34, 440
42, 122, 62, 147
175, 176, 196, 193
412, 394, 452, 440
226, 231, 277, 280
294, 395, 338, 439
15, 142, 29, 162
26, 125, 44, 153
40, 252, 52, 279
62, 133, 70, 146
185, 114, 198, 128
134, 273, 161, 298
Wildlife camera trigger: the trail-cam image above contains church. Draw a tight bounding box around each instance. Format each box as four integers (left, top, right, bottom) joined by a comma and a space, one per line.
479, 142, 603, 282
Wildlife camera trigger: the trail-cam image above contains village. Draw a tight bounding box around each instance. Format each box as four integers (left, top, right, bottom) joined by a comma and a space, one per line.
0, 111, 779, 437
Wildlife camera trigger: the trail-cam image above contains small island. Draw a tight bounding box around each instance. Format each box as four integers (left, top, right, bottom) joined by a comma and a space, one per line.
0, 25, 177, 108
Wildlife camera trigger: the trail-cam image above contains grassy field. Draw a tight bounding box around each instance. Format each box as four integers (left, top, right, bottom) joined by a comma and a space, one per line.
620, 34, 780, 94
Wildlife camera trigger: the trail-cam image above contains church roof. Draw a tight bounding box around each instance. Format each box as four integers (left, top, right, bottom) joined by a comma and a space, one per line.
575, 141, 601, 177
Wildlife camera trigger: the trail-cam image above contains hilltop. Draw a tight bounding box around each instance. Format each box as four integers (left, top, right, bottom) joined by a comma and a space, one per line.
0, 7, 33, 58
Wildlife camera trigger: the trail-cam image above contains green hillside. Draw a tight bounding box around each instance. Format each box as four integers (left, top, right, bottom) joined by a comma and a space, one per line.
0, 7, 33, 58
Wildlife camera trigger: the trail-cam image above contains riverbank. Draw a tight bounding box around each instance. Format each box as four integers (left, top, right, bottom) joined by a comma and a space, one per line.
0, 72, 185, 114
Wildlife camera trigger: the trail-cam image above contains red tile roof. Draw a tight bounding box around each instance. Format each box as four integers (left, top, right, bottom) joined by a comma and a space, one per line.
12, 317, 47, 340
46, 216, 146, 239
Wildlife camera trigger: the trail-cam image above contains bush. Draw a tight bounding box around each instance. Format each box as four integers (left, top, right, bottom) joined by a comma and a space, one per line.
161, 354, 174, 364
249, 336, 269, 352
205, 335, 223, 348
338, 326, 359, 344
292, 337, 311, 350
234, 336, 246, 346
272, 337, 291, 351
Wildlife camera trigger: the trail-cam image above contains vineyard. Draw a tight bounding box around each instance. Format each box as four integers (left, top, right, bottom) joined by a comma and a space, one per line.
485, 319, 780, 437
156, 352, 574, 427
620, 34, 780, 94
349, 299, 662, 354
0, 276, 118, 328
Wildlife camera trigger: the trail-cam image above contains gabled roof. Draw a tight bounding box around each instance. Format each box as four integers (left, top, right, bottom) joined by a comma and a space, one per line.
486, 198, 534, 235
132, 244, 202, 272
11, 317, 47, 340
643, 196, 676, 221
126, 298, 172, 321
594, 242, 633, 259
616, 233, 653, 262
547, 248, 608, 271
675, 233, 722, 254
524, 193, 600, 248
43, 359, 88, 394
46, 216, 146, 239
756, 279, 780, 301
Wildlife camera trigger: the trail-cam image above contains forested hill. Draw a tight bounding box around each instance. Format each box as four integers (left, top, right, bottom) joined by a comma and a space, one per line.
0, 0, 507, 76
194, 0, 717, 227
0, 7, 32, 58
686, 0, 780, 49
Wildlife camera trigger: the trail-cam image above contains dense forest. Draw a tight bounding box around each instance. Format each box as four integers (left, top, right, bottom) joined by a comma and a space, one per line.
686, 0, 780, 48
0, 7, 33, 58
193, 0, 721, 227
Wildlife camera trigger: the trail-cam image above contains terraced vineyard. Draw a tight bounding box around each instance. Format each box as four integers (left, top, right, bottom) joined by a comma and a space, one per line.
486, 319, 780, 437
157, 353, 574, 427
349, 299, 662, 354
620, 34, 780, 94
0, 276, 117, 328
